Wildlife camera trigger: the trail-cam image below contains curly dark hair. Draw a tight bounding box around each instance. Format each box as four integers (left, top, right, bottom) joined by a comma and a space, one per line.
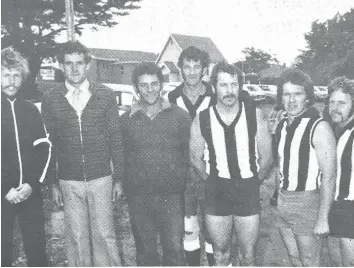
132, 62, 164, 90
57, 41, 91, 63
177, 46, 210, 70
210, 61, 243, 91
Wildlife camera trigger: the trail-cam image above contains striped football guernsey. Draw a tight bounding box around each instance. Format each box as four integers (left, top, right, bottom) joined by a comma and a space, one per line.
276, 107, 323, 191
199, 101, 258, 179
335, 119, 354, 201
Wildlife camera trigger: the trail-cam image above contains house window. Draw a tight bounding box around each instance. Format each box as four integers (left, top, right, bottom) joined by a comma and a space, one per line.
120, 66, 124, 75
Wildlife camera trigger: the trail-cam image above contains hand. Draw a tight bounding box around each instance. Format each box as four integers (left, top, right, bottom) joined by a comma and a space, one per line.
52, 184, 64, 208
112, 181, 124, 201
267, 109, 286, 134
313, 218, 330, 239
5, 188, 21, 204
16, 183, 32, 202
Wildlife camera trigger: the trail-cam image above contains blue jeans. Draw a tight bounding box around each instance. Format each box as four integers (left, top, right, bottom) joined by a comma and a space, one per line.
128, 193, 185, 266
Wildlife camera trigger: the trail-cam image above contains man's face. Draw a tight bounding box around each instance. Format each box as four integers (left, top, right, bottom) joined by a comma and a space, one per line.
282, 82, 308, 117
216, 72, 240, 107
136, 74, 162, 105
1, 67, 23, 97
329, 89, 353, 125
60, 53, 90, 86
182, 59, 204, 86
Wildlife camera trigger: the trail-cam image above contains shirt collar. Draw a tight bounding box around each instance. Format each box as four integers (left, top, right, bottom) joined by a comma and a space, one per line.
130, 97, 171, 117
65, 79, 90, 97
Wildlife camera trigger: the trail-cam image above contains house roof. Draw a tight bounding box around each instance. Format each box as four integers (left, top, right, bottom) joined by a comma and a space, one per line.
156, 34, 225, 64
89, 48, 157, 62
259, 65, 287, 78
164, 61, 179, 73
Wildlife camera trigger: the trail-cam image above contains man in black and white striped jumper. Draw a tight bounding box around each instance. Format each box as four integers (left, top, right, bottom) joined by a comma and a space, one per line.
190, 62, 273, 266
275, 69, 336, 267
326, 77, 354, 267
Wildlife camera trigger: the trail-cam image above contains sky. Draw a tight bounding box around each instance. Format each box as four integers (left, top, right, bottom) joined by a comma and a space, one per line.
75, 0, 353, 66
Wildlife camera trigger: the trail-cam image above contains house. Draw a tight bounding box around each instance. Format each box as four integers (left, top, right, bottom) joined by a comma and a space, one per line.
88, 48, 157, 85
156, 34, 225, 82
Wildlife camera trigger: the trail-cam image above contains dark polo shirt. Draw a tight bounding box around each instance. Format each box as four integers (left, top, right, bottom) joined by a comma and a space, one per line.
120, 99, 192, 197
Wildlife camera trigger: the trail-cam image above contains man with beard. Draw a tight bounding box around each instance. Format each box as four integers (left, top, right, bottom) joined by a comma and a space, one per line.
190, 62, 273, 266
326, 77, 354, 267
1, 47, 50, 266
275, 69, 336, 266
118, 62, 191, 266
168, 46, 216, 266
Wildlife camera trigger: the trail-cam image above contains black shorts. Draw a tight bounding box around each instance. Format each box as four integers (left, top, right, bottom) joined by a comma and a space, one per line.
205, 176, 261, 216
329, 200, 354, 239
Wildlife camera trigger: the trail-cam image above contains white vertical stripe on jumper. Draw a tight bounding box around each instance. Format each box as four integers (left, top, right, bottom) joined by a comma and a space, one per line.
8, 99, 23, 186
235, 103, 253, 178
287, 119, 309, 191
210, 108, 230, 179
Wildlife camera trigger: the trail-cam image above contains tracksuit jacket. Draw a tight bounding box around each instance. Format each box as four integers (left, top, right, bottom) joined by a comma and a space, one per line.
41, 82, 124, 183
1, 92, 51, 197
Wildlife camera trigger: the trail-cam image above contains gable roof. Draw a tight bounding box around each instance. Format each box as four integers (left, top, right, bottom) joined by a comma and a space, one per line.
164, 61, 179, 73
89, 48, 157, 63
156, 34, 225, 64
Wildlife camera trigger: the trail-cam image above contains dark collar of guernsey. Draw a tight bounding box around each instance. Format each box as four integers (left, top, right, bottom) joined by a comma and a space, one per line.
285, 106, 320, 131
336, 117, 354, 139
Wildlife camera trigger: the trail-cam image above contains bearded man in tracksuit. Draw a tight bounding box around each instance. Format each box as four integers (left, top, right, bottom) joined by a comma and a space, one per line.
1, 47, 51, 267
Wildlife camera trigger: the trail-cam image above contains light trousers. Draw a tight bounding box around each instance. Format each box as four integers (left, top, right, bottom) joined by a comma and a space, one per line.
60, 176, 121, 266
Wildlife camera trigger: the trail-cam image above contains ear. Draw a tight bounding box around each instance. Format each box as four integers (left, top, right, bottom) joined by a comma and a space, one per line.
85, 61, 91, 72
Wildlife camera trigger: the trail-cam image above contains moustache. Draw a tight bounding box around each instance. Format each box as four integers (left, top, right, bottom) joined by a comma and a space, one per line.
223, 94, 236, 100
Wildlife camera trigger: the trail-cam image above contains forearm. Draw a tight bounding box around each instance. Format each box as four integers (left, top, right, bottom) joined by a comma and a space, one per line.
317, 176, 335, 222
258, 156, 273, 182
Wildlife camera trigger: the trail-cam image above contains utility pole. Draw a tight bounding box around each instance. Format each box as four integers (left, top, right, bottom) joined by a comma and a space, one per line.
65, 0, 76, 41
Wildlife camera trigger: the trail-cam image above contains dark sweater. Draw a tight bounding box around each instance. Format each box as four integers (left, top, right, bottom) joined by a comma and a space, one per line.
1, 93, 51, 197
41, 82, 124, 183
120, 104, 192, 197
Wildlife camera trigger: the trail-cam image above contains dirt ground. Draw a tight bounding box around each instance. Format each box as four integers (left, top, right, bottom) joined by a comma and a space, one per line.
11, 101, 340, 266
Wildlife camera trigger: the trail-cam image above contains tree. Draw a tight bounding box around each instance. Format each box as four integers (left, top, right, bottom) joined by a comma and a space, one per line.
296, 9, 354, 85
234, 47, 279, 75
1, 0, 142, 99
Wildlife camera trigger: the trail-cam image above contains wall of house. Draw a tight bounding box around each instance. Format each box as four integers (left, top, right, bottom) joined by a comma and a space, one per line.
169, 73, 180, 83
92, 61, 138, 85
87, 59, 99, 82
156, 37, 182, 67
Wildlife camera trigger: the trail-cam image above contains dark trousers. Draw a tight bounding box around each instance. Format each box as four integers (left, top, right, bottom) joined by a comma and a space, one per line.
1, 189, 48, 267
128, 193, 186, 266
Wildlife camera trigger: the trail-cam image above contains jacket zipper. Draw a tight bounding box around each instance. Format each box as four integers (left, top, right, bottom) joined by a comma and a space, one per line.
8, 99, 23, 186
77, 113, 87, 181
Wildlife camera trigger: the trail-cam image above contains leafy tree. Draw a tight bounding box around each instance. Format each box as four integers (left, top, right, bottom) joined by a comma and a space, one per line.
296, 9, 354, 85
234, 47, 279, 75
1, 0, 141, 98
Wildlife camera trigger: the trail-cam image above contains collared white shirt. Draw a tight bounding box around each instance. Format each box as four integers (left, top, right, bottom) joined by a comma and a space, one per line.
65, 79, 91, 114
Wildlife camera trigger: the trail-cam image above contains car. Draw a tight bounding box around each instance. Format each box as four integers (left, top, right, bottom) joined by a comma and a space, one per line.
258, 84, 277, 101
314, 86, 328, 101
242, 84, 266, 102
103, 83, 138, 115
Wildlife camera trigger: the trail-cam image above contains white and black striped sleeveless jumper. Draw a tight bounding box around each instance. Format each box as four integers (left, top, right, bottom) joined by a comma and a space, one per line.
168, 82, 215, 119
275, 107, 323, 191
199, 101, 258, 180
335, 119, 354, 201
